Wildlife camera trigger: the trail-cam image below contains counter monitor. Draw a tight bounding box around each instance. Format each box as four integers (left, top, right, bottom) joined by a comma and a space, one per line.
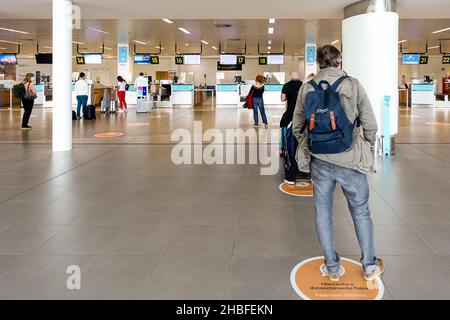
0, 54, 17, 65
184, 55, 201, 65
220, 55, 237, 65
402, 54, 420, 65
83, 54, 102, 64
267, 55, 284, 65
36, 53, 53, 64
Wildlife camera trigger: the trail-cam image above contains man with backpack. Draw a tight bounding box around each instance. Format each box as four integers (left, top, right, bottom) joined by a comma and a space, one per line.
292, 45, 383, 282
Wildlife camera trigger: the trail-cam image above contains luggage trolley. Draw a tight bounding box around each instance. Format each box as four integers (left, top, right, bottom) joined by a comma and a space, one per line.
136, 84, 151, 113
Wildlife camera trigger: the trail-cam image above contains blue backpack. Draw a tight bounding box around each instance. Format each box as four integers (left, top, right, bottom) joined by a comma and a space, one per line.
304, 76, 356, 154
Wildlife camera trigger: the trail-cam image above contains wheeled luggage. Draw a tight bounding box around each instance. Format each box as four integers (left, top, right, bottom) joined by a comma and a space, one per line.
283, 123, 301, 182
136, 97, 150, 113
84, 105, 96, 120
72, 110, 77, 120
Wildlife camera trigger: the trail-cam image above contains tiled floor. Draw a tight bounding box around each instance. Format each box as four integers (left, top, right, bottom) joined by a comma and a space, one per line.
0, 105, 450, 299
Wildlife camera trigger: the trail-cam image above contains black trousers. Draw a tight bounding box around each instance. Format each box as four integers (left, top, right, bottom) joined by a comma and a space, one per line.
21, 98, 34, 127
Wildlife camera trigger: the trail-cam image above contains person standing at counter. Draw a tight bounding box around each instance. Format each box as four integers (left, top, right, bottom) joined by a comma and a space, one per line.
250, 75, 268, 128
74, 72, 89, 120
116, 76, 128, 112
21, 73, 37, 129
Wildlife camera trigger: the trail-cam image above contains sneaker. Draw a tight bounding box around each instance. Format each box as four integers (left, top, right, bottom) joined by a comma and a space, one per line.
254, 124, 259, 128
363, 258, 385, 281
264, 124, 268, 129
284, 179, 295, 185
21, 125, 32, 130
320, 264, 345, 282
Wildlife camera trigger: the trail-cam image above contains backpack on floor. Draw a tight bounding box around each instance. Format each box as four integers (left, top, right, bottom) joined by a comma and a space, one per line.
304, 75, 356, 154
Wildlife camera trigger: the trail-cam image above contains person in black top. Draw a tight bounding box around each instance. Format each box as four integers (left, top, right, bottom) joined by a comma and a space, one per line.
279, 72, 305, 184
280, 72, 303, 127
251, 74, 268, 128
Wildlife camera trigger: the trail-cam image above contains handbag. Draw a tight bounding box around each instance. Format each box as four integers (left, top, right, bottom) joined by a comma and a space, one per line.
245, 91, 253, 110
23, 82, 37, 100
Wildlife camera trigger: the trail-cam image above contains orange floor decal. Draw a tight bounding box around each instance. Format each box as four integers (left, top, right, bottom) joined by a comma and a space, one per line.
425, 122, 450, 126
279, 180, 314, 197
290, 257, 384, 300
94, 132, 124, 138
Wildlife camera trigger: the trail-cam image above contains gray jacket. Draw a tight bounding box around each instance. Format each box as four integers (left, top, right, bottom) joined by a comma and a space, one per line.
292, 67, 378, 175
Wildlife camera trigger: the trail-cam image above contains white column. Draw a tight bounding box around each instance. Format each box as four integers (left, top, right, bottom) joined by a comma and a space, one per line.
342, 10, 399, 136
52, 0, 73, 151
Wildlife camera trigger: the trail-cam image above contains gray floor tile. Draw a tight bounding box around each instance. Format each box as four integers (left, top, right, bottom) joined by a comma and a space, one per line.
408, 224, 450, 255
224, 256, 301, 300
140, 255, 230, 300
166, 225, 236, 256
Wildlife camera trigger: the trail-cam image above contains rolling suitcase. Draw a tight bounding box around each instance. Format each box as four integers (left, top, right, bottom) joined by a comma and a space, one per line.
72, 110, 77, 120
84, 105, 96, 120
136, 98, 150, 113
283, 123, 301, 182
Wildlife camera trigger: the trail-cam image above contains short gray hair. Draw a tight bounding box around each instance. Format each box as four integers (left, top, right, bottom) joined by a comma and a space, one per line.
317, 45, 342, 69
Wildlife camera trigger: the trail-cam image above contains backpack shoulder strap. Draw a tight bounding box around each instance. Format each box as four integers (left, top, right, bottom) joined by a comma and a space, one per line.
329, 75, 349, 92
308, 80, 321, 91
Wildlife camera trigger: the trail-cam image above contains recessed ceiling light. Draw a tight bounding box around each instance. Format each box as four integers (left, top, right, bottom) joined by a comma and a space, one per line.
398, 40, 408, 43
211, 46, 217, 50
201, 40, 209, 45
269, 18, 276, 24
268, 27, 274, 34
432, 27, 450, 34
162, 19, 174, 24
185, 43, 189, 46
268, 40, 272, 45
268, 46, 272, 50
427, 46, 440, 49
178, 27, 191, 34
0, 27, 29, 34
331, 40, 340, 45
89, 27, 110, 35
268, 52, 271, 54
0, 40, 22, 44
134, 40, 147, 45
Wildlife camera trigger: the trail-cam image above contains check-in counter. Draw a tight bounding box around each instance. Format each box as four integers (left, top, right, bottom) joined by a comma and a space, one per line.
411, 83, 435, 107
263, 84, 285, 108
125, 85, 137, 105
216, 84, 240, 108
171, 84, 194, 108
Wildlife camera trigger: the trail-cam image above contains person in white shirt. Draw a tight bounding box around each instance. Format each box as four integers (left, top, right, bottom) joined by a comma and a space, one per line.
116, 76, 128, 112
74, 72, 89, 119
134, 72, 148, 98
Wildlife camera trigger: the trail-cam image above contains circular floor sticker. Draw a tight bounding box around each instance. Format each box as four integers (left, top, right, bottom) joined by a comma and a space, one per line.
127, 123, 150, 127
279, 180, 314, 197
291, 257, 384, 300
94, 132, 124, 138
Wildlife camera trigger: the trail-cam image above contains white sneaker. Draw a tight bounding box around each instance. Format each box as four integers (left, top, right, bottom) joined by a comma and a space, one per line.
320, 264, 345, 282
363, 258, 385, 281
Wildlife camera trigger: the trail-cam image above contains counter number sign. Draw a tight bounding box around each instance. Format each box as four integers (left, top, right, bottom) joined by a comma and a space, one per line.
443, 56, 450, 64
76, 56, 85, 65
151, 56, 160, 64
237, 56, 246, 65
175, 56, 184, 65
420, 56, 429, 65
259, 57, 267, 65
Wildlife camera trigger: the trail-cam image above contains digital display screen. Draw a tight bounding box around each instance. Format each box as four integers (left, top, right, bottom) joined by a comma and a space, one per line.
76, 56, 85, 65
259, 57, 267, 65
267, 55, 284, 65
420, 56, 429, 65
35, 53, 52, 64
184, 55, 201, 65
402, 54, 420, 65
0, 54, 17, 65
175, 56, 184, 65
134, 54, 151, 64
443, 56, 450, 64
83, 54, 102, 64
220, 55, 237, 65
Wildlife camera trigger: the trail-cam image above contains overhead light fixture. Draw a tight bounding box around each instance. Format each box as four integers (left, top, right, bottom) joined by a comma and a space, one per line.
185, 43, 189, 46
398, 40, 408, 43
0, 47, 6, 50
178, 27, 191, 34
89, 27, 110, 35
268, 40, 272, 45
0, 27, 29, 34
269, 18, 276, 24
201, 40, 209, 45
102, 46, 112, 50
72, 41, 84, 45
268, 27, 274, 34
42, 46, 52, 49
0, 40, 22, 44
211, 46, 217, 50
134, 40, 147, 45
162, 19, 174, 24
428, 46, 440, 49
156, 46, 164, 49
331, 40, 340, 45
432, 27, 450, 34
268, 46, 272, 50
268, 51, 271, 54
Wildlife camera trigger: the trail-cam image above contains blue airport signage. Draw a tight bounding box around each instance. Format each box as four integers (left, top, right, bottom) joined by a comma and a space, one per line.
306, 45, 316, 65
118, 45, 128, 65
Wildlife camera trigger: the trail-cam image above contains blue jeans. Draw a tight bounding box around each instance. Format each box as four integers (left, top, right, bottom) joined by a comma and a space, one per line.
252, 97, 267, 125
76, 95, 88, 118
311, 157, 377, 274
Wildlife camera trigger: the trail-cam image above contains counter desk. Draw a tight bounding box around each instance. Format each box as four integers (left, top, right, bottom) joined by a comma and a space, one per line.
411, 83, 435, 107
171, 84, 194, 108
216, 84, 240, 108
